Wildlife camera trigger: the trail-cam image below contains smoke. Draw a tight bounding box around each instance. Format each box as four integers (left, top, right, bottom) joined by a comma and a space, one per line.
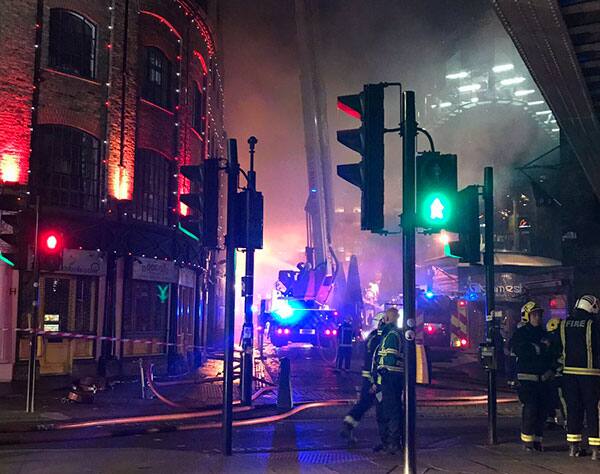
221, 1, 555, 300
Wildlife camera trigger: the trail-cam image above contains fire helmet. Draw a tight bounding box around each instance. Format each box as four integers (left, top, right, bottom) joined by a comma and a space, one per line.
546, 318, 560, 332
574, 295, 600, 315
521, 301, 543, 323
373, 312, 385, 324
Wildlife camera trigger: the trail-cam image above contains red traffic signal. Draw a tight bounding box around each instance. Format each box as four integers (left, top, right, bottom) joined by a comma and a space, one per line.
40, 231, 63, 253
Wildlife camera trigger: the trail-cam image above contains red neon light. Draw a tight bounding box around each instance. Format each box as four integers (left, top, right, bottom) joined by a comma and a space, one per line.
337, 100, 361, 120
193, 51, 208, 75
139, 11, 182, 39
460, 338, 468, 346
325, 329, 331, 336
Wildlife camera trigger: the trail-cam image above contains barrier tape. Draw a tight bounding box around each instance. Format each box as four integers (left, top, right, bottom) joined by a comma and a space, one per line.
0, 327, 232, 353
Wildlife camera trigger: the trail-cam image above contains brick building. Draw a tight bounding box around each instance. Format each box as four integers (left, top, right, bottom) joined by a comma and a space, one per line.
0, 0, 226, 381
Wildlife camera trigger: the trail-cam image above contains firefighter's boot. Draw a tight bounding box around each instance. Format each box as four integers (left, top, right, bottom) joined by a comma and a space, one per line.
340, 417, 357, 444
569, 443, 585, 457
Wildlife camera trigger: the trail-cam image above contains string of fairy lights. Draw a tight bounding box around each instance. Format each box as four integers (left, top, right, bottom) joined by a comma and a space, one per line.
23, 0, 225, 269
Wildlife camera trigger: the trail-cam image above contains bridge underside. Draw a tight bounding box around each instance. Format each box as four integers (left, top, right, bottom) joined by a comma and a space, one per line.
493, 0, 600, 198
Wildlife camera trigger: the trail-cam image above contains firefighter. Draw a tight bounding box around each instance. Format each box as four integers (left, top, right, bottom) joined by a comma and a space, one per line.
375, 307, 404, 454
545, 317, 566, 428
340, 312, 385, 443
559, 295, 600, 459
336, 317, 354, 371
509, 301, 554, 452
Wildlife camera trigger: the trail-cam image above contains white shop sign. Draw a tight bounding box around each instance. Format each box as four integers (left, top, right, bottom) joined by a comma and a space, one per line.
132, 257, 178, 283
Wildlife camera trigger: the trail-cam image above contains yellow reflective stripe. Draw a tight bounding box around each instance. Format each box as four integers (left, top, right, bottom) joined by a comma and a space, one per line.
589, 438, 600, 446
521, 433, 535, 443
560, 320, 566, 364
361, 370, 371, 378
586, 320, 593, 369
380, 348, 400, 356
517, 373, 540, 382
563, 367, 600, 376
567, 433, 582, 442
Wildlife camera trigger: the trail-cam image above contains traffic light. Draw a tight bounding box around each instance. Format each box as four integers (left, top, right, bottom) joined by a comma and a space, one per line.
336, 83, 385, 232
416, 152, 457, 231
178, 159, 220, 248
445, 185, 480, 263
39, 229, 64, 271
0, 194, 28, 268
234, 189, 263, 249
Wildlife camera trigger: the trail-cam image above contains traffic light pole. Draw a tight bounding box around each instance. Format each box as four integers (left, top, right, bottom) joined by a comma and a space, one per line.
402, 91, 417, 474
26, 196, 40, 413
222, 139, 239, 455
484, 166, 497, 445
241, 136, 258, 406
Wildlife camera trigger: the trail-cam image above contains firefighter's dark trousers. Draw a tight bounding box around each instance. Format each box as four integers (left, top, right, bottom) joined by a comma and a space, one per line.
563, 374, 600, 446
518, 380, 549, 444
378, 373, 403, 448
346, 378, 375, 425
336, 346, 352, 370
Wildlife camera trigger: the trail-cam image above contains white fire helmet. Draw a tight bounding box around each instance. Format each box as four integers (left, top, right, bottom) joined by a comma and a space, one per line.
574, 295, 600, 315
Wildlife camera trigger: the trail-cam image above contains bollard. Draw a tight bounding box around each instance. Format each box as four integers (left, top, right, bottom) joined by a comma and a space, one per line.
277, 357, 293, 410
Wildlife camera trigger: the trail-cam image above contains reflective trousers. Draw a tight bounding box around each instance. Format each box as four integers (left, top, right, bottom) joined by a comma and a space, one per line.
347, 378, 375, 424
563, 374, 600, 445
517, 380, 550, 443
336, 346, 352, 370
378, 373, 403, 447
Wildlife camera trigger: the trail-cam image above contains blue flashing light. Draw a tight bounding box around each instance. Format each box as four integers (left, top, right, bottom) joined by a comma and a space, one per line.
466, 292, 479, 302
424, 290, 435, 300
310, 188, 318, 193
271, 299, 304, 325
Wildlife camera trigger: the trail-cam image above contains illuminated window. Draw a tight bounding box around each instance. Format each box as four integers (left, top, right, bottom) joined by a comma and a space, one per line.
48, 9, 96, 79
142, 47, 173, 110
192, 81, 205, 135
132, 149, 173, 226
124, 279, 169, 350
31, 125, 101, 211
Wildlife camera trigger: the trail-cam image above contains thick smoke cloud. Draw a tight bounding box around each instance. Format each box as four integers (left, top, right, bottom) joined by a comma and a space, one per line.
221, 1, 555, 299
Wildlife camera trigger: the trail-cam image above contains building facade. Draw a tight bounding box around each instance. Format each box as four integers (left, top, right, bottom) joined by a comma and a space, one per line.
0, 0, 226, 381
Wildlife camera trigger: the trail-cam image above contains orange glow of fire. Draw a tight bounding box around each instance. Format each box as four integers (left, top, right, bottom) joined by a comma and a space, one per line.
0, 153, 20, 183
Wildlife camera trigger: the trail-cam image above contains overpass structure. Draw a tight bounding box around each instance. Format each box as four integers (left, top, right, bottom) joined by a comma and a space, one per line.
493, 0, 600, 198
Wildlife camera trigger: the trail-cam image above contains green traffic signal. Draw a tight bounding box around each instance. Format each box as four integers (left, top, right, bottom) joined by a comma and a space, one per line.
421, 192, 452, 227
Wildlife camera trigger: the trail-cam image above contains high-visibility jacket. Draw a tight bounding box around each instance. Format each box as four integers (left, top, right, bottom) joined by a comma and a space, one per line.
509, 323, 553, 382
560, 310, 600, 376
361, 328, 381, 382
376, 324, 403, 379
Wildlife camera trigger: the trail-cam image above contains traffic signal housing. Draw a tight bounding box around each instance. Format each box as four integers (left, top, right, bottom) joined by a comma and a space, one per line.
234, 189, 264, 250
416, 152, 457, 231
39, 229, 64, 271
445, 185, 480, 263
178, 159, 220, 248
336, 83, 385, 232
0, 194, 28, 268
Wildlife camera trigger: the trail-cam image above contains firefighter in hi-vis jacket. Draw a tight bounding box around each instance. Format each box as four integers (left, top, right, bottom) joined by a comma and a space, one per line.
559, 295, 600, 460
340, 312, 385, 443
374, 307, 404, 454
509, 301, 554, 452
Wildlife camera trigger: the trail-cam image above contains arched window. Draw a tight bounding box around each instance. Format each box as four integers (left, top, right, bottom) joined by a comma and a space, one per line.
132, 149, 173, 226
31, 125, 101, 211
192, 80, 206, 136
142, 47, 173, 110
48, 9, 96, 79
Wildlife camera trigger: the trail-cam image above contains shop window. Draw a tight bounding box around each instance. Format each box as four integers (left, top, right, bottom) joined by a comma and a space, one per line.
142, 47, 173, 110
131, 149, 172, 226
48, 9, 96, 79
125, 280, 169, 341
31, 125, 102, 211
